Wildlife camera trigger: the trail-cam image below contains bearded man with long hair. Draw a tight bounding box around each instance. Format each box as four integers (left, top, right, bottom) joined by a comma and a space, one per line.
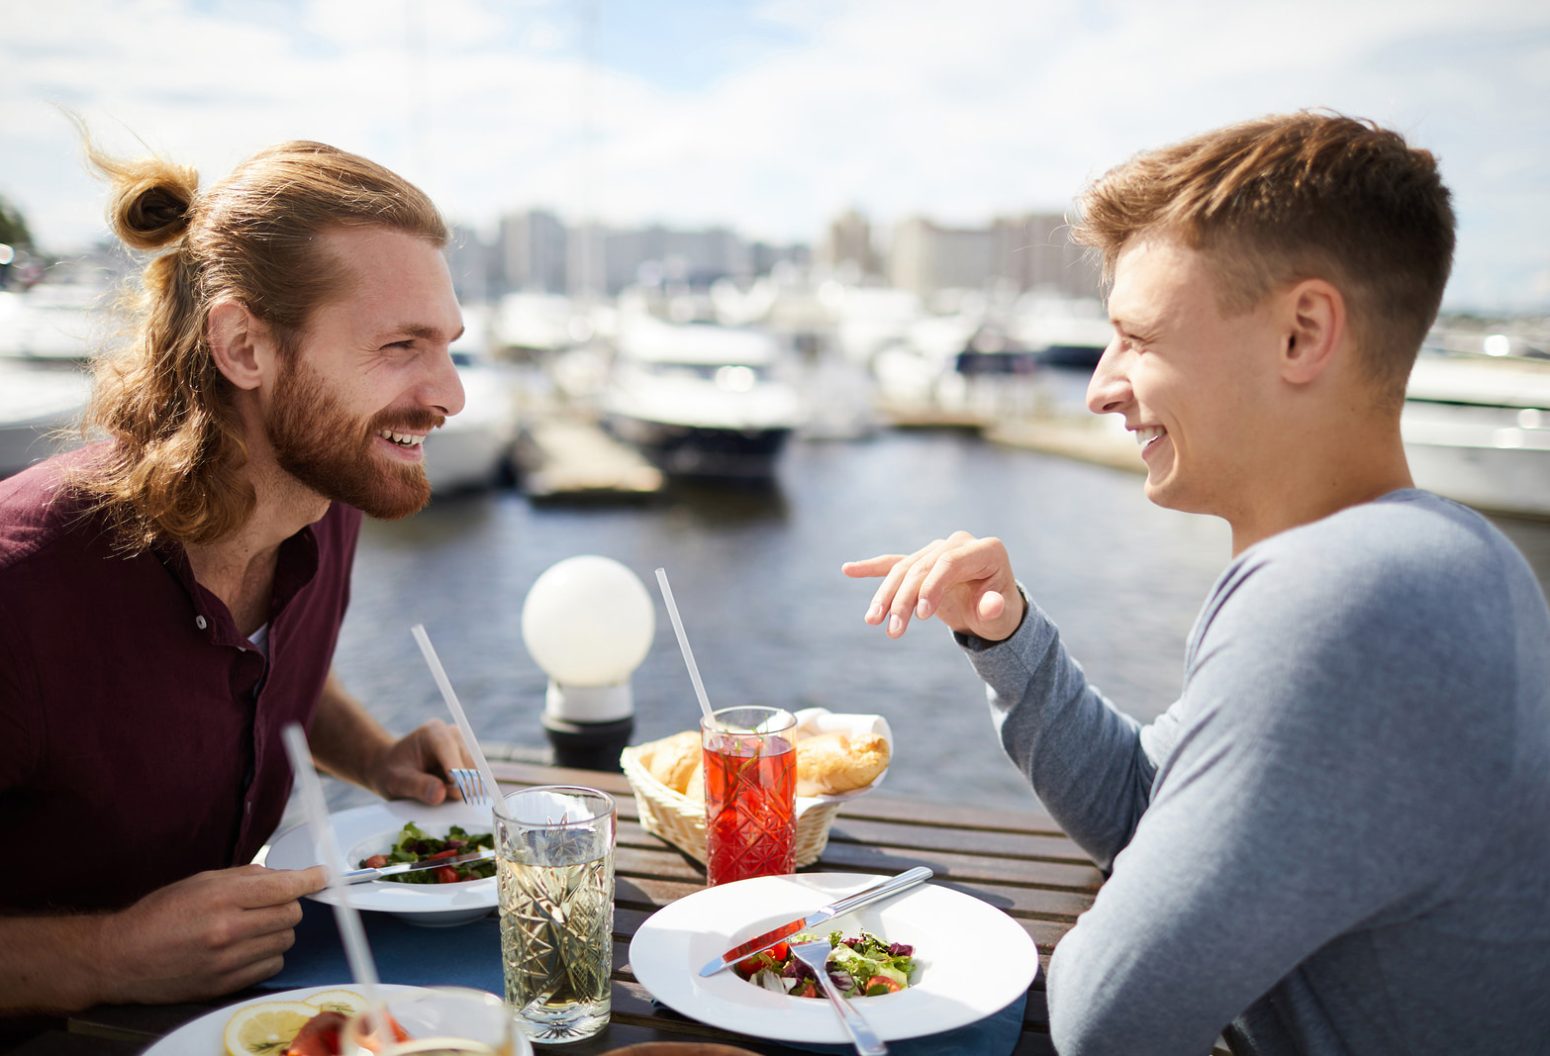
0, 138, 478, 1015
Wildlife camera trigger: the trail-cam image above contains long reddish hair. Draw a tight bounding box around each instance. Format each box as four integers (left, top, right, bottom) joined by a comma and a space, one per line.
72, 137, 446, 550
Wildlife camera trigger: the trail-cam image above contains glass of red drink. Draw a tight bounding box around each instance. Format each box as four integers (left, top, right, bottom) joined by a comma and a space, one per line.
701, 706, 797, 886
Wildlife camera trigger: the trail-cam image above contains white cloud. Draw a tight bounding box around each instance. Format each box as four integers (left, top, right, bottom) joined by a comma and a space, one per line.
1, 0, 1546, 309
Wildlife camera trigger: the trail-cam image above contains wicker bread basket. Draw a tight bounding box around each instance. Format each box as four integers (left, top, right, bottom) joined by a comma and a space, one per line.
620, 736, 846, 867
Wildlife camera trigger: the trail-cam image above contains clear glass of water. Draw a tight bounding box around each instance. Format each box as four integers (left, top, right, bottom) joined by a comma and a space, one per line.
343, 987, 529, 1055
493, 785, 616, 1044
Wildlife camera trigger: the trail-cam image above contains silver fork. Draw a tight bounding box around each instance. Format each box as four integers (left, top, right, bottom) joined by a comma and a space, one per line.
790, 940, 888, 1056
448, 767, 489, 805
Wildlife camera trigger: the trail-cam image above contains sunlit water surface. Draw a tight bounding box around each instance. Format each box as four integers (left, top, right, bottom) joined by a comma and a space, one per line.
322, 430, 1550, 815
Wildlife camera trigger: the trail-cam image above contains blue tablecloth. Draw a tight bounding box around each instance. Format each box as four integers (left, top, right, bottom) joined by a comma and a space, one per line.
259, 901, 503, 992
268, 902, 1026, 1055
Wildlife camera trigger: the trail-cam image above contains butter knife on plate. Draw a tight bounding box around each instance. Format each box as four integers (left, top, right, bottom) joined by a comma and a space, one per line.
337, 848, 496, 885
698, 866, 933, 977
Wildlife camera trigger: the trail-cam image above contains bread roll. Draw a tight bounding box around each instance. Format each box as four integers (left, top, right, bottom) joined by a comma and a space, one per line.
796, 732, 890, 796
684, 756, 705, 803
645, 730, 701, 795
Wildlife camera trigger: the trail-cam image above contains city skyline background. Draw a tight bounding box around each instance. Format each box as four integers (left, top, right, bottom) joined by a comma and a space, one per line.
3, 0, 1548, 312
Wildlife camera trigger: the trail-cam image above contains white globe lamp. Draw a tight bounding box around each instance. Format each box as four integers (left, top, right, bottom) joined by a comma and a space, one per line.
522, 556, 655, 768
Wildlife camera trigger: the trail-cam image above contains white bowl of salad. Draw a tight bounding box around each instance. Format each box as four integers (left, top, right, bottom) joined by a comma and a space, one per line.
265, 800, 499, 926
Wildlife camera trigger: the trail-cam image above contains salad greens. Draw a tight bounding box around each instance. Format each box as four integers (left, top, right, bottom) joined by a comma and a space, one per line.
358, 822, 495, 884
733, 931, 917, 999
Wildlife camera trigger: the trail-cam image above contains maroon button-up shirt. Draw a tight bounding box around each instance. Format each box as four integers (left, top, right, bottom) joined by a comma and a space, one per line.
0, 445, 361, 911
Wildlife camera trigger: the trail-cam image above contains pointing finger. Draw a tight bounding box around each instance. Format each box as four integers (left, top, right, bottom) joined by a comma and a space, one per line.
868, 544, 931, 627
841, 555, 904, 579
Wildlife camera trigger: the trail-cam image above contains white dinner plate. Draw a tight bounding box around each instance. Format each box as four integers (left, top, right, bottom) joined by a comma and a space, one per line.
628, 872, 1039, 1044
140, 983, 426, 1056
264, 800, 498, 927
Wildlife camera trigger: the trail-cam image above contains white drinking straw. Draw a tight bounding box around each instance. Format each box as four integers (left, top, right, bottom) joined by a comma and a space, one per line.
654, 567, 716, 725
410, 623, 503, 808
280, 723, 381, 1004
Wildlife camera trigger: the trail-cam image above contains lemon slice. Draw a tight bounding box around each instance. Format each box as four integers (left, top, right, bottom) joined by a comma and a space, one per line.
303, 988, 368, 1015
222, 1000, 318, 1056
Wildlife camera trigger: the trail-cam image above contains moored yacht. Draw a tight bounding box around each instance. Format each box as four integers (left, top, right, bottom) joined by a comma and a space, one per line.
1402, 352, 1550, 519
0, 285, 105, 478
602, 317, 802, 478
422, 304, 522, 494
0, 360, 92, 479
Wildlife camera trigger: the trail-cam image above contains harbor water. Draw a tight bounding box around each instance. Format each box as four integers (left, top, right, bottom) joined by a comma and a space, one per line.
327, 428, 1550, 815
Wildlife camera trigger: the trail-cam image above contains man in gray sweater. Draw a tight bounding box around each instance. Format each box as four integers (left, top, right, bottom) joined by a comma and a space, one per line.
844, 112, 1550, 1054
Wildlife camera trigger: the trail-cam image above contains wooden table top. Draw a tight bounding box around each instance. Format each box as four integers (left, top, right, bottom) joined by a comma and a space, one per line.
32, 760, 1105, 1056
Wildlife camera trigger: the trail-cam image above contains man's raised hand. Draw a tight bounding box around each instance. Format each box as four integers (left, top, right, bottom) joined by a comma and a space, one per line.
841, 531, 1025, 642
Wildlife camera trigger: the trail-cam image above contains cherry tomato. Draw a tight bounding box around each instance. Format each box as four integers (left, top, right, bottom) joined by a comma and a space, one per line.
864, 975, 903, 995
433, 866, 459, 884
362, 854, 390, 869
428, 848, 460, 861
285, 1011, 346, 1056
769, 941, 790, 962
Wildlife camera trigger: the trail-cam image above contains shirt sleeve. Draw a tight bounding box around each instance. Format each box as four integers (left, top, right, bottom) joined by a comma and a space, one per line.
958, 588, 1167, 870
1041, 551, 1505, 1055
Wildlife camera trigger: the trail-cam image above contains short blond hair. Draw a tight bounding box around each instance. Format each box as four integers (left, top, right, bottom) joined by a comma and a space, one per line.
1072, 112, 1455, 403
73, 138, 447, 551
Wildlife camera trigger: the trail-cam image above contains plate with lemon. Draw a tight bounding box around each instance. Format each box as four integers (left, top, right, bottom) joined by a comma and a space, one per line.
141, 983, 423, 1056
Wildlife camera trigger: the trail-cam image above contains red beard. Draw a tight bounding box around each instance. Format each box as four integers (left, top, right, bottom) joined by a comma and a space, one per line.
267, 357, 443, 519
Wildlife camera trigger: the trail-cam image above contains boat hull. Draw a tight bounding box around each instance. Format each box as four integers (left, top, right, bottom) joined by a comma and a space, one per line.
605, 413, 792, 479
1402, 400, 1550, 519
0, 363, 91, 479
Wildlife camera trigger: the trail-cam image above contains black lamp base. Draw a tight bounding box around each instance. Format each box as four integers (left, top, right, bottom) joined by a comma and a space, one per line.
540, 713, 635, 772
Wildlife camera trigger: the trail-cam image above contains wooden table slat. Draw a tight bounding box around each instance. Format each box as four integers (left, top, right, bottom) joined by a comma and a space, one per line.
487, 759, 1065, 835
610, 824, 1102, 897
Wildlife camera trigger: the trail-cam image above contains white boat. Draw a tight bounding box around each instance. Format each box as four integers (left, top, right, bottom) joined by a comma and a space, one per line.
491, 292, 590, 356
1402, 354, 1550, 519
0, 286, 106, 479
602, 317, 802, 478
422, 306, 522, 494
0, 285, 113, 362
0, 360, 92, 479
1010, 298, 1112, 372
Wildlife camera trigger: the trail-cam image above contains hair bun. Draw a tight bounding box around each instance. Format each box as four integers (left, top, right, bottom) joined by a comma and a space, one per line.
126, 184, 191, 240
100, 158, 199, 251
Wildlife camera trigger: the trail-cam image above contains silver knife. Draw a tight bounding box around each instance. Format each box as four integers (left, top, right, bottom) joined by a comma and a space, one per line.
337, 848, 496, 885
698, 866, 933, 977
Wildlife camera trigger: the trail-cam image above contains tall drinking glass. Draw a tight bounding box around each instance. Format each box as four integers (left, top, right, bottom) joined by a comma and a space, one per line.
701, 706, 797, 886
343, 987, 529, 1055
493, 786, 616, 1045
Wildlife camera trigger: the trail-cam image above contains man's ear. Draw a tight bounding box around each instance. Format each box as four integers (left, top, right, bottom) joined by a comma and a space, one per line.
207, 301, 271, 391
1279, 278, 1345, 386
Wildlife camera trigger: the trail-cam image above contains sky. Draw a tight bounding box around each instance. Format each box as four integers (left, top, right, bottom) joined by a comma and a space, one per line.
2, 0, 1548, 311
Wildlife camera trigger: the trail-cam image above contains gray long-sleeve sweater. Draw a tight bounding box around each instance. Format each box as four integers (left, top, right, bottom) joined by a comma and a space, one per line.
959, 490, 1550, 1055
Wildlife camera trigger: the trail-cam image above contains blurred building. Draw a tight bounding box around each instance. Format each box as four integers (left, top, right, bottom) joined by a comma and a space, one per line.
749, 240, 811, 275
445, 223, 499, 303
889, 217, 996, 295
992, 213, 1100, 299
498, 208, 569, 294
571, 222, 754, 294
888, 212, 1100, 300
820, 208, 880, 276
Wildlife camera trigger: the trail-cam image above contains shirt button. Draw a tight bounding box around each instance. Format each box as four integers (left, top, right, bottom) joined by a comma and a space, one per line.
195, 615, 208, 630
